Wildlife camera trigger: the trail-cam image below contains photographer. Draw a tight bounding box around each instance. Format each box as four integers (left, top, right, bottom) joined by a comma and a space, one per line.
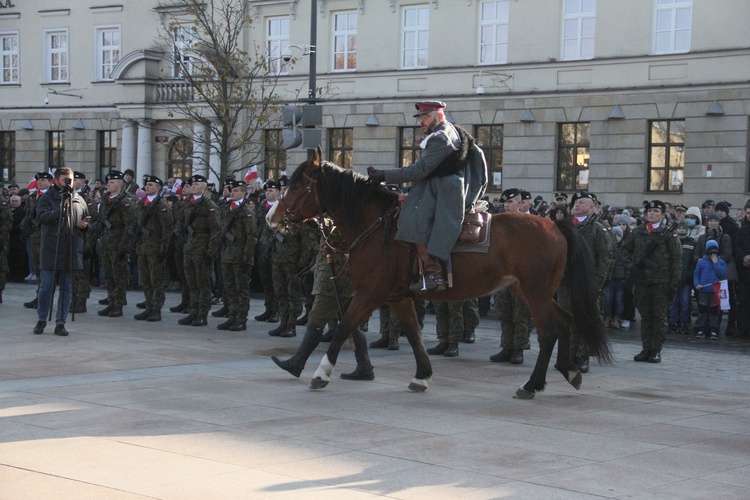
33, 167, 90, 336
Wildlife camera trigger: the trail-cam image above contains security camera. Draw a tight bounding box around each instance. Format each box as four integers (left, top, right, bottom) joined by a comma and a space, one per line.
281, 48, 293, 63
475, 85, 485, 95
44, 95, 49, 105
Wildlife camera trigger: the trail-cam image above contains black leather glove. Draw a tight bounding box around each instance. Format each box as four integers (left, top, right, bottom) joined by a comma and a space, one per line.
367, 166, 385, 184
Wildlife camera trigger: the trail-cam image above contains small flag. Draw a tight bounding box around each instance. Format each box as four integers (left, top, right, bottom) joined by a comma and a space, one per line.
244, 165, 259, 183
171, 178, 183, 195
714, 279, 730, 311
26, 177, 37, 193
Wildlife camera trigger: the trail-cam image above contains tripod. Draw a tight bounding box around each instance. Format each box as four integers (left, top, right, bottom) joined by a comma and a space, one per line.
48, 180, 76, 323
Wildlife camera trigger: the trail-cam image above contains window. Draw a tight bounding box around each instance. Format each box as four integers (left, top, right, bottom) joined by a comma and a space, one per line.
654, 0, 692, 54
48, 131, 65, 170
328, 128, 353, 169
562, 0, 596, 60
475, 125, 503, 191
266, 17, 290, 75
333, 12, 357, 71
479, 1, 509, 64
0, 131, 15, 182
44, 29, 68, 83
557, 123, 590, 191
0, 32, 19, 84
173, 26, 197, 78
98, 130, 117, 181
95, 26, 120, 80
168, 136, 193, 180
399, 126, 423, 168
648, 120, 684, 192
401, 6, 429, 69
264, 129, 286, 181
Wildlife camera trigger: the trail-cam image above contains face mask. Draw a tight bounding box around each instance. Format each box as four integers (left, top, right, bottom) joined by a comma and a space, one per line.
687, 219, 696, 228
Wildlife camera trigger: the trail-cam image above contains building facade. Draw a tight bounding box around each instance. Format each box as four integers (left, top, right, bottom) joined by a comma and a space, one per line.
1, 0, 749, 208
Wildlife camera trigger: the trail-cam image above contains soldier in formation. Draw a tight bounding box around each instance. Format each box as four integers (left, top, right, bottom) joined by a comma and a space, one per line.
22, 172, 54, 309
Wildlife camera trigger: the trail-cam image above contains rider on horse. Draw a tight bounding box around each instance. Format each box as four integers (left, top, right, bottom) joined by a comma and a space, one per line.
368, 100, 483, 292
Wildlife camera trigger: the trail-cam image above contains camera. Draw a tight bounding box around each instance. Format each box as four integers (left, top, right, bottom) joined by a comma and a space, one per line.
281, 48, 293, 63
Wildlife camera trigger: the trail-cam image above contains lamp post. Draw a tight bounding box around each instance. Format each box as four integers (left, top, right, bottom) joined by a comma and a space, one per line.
305, 0, 321, 158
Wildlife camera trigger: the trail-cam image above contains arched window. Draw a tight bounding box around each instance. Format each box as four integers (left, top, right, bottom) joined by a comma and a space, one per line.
168, 136, 193, 180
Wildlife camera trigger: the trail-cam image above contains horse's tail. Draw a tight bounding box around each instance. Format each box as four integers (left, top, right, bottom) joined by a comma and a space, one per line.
555, 219, 613, 364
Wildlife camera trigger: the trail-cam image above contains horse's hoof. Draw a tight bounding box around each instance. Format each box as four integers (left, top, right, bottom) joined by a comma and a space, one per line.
513, 387, 536, 400
568, 371, 582, 390
309, 378, 329, 390
408, 378, 428, 392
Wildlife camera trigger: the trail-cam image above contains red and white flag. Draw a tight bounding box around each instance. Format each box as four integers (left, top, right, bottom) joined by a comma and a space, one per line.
244, 165, 259, 184
171, 178, 183, 195
714, 279, 730, 311
27, 177, 38, 193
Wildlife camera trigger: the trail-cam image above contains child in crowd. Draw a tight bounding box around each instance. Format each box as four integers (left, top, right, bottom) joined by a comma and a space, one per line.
669, 220, 697, 334
693, 240, 728, 340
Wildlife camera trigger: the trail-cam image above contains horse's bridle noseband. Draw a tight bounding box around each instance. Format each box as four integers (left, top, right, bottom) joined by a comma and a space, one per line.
276, 170, 320, 227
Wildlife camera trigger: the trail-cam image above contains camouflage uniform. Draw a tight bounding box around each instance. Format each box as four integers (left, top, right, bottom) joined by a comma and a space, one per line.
71, 189, 97, 312
98, 191, 136, 311
254, 199, 277, 319
134, 193, 173, 318
217, 198, 257, 329
622, 220, 681, 359
269, 223, 304, 334
182, 195, 221, 322
170, 196, 192, 311
0, 195, 10, 301
435, 299, 480, 346
21, 191, 44, 277
495, 288, 532, 351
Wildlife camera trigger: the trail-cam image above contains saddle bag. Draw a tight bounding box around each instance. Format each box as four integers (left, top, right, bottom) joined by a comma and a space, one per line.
458, 210, 487, 244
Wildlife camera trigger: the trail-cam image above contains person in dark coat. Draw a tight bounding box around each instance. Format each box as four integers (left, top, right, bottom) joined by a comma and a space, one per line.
7, 195, 28, 283
735, 201, 750, 337
33, 167, 90, 336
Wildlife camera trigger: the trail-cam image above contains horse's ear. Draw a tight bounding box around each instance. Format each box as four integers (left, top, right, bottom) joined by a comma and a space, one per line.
308, 146, 322, 170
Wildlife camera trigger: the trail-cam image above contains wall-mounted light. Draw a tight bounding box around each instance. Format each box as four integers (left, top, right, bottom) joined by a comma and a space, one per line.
608, 105, 625, 120
520, 108, 536, 122
365, 113, 379, 127
72, 119, 85, 130
475, 69, 513, 94
21, 119, 34, 130
706, 100, 725, 116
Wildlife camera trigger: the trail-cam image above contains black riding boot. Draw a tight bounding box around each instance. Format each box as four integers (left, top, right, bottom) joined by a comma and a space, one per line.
341, 329, 375, 380
271, 325, 324, 378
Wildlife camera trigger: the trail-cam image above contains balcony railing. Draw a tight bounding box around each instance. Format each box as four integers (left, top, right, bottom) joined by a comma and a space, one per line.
154, 80, 194, 103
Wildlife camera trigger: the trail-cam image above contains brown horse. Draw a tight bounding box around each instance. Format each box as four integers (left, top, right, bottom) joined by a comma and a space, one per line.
268, 147, 611, 399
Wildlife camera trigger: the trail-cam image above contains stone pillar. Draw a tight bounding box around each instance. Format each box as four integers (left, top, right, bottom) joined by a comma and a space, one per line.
120, 120, 136, 174
135, 122, 152, 179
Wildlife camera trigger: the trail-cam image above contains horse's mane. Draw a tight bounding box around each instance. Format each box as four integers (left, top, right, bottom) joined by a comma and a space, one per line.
289, 160, 398, 232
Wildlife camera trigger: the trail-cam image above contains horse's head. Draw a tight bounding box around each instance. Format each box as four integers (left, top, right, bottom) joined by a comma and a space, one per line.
266, 145, 324, 227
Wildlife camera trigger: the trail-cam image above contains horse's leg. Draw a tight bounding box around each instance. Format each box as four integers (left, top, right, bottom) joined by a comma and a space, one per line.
309, 295, 378, 390
388, 298, 432, 392
551, 300, 582, 390
514, 297, 556, 400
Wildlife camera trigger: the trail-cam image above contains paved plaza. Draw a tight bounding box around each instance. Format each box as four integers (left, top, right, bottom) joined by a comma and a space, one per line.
1, 281, 749, 499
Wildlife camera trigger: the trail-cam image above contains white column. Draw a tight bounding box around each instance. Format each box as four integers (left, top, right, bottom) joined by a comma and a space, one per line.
120, 120, 136, 174
193, 121, 209, 178
135, 121, 152, 179
208, 123, 221, 185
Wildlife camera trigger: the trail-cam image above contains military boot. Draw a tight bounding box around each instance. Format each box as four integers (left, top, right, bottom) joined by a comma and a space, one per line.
444, 343, 459, 357
134, 309, 151, 321
108, 306, 124, 317
409, 253, 446, 293
462, 329, 476, 343
97, 304, 114, 316
280, 323, 297, 338
191, 314, 208, 327
136, 301, 147, 309
178, 313, 197, 325
268, 320, 288, 337
217, 317, 235, 330
295, 306, 310, 326
211, 305, 229, 318
369, 333, 389, 349
23, 297, 39, 309
98, 297, 109, 306
388, 331, 400, 350
229, 319, 247, 332
633, 349, 651, 362
169, 301, 189, 313
254, 308, 276, 322
426, 342, 449, 355
340, 329, 375, 381
272, 325, 324, 378
489, 347, 513, 362
146, 310, 162, 322
510, 349, 524, 365
70, 302, 87, 314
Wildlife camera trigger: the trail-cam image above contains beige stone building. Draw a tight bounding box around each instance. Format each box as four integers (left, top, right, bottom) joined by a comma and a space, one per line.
1, 0, 749, 208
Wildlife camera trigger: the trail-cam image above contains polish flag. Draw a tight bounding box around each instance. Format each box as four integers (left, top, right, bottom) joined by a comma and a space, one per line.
27, 177, 38, 193
171, 178, 183, 195
244, 165, 259, 184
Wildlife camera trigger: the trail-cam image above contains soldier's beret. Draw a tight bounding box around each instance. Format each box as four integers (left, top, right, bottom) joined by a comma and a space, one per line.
105, 170, 124, 182
647, 199, 667, 212
673, 203, 688, 211
263, 179, 280, 191
701, 199, 715, 208
570, 191, 594, 205
500, 188, 521, 202
74, 171, 86, 180
143, 175, 163, 186
35, 172, 53, 180
519, 189, 532, 201
278, 175, 289, 188
554, 192, 568, 201
413, 100, 447, 117
187, 174, 208, 185
227, 180, 246, 190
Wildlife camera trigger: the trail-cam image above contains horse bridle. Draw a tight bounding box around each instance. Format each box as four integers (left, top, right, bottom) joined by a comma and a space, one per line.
276, 169, 320, 227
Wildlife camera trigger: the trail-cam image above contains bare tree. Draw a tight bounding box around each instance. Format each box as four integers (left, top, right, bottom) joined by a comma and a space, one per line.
155, 0, 284, 180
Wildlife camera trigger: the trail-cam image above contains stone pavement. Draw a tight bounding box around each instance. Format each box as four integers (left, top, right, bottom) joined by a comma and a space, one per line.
1, 281, 749, 499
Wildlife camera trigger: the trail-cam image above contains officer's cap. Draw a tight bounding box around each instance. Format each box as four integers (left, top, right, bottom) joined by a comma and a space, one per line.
105, 170, 124, 182
187, 174, 208, 185
263, 179, 280, 191
647, 199, 667, 212
500, 188, 521, 202
519, 189, 532, 201
413, 100, 446, 117
35, 171, 53, 180
554, 192, 568, 201
73, 171, 86, 180
673, 203, 688, 211
702, 199, 715, 208
227, 180, 246, 190
143, 175, 164, 186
